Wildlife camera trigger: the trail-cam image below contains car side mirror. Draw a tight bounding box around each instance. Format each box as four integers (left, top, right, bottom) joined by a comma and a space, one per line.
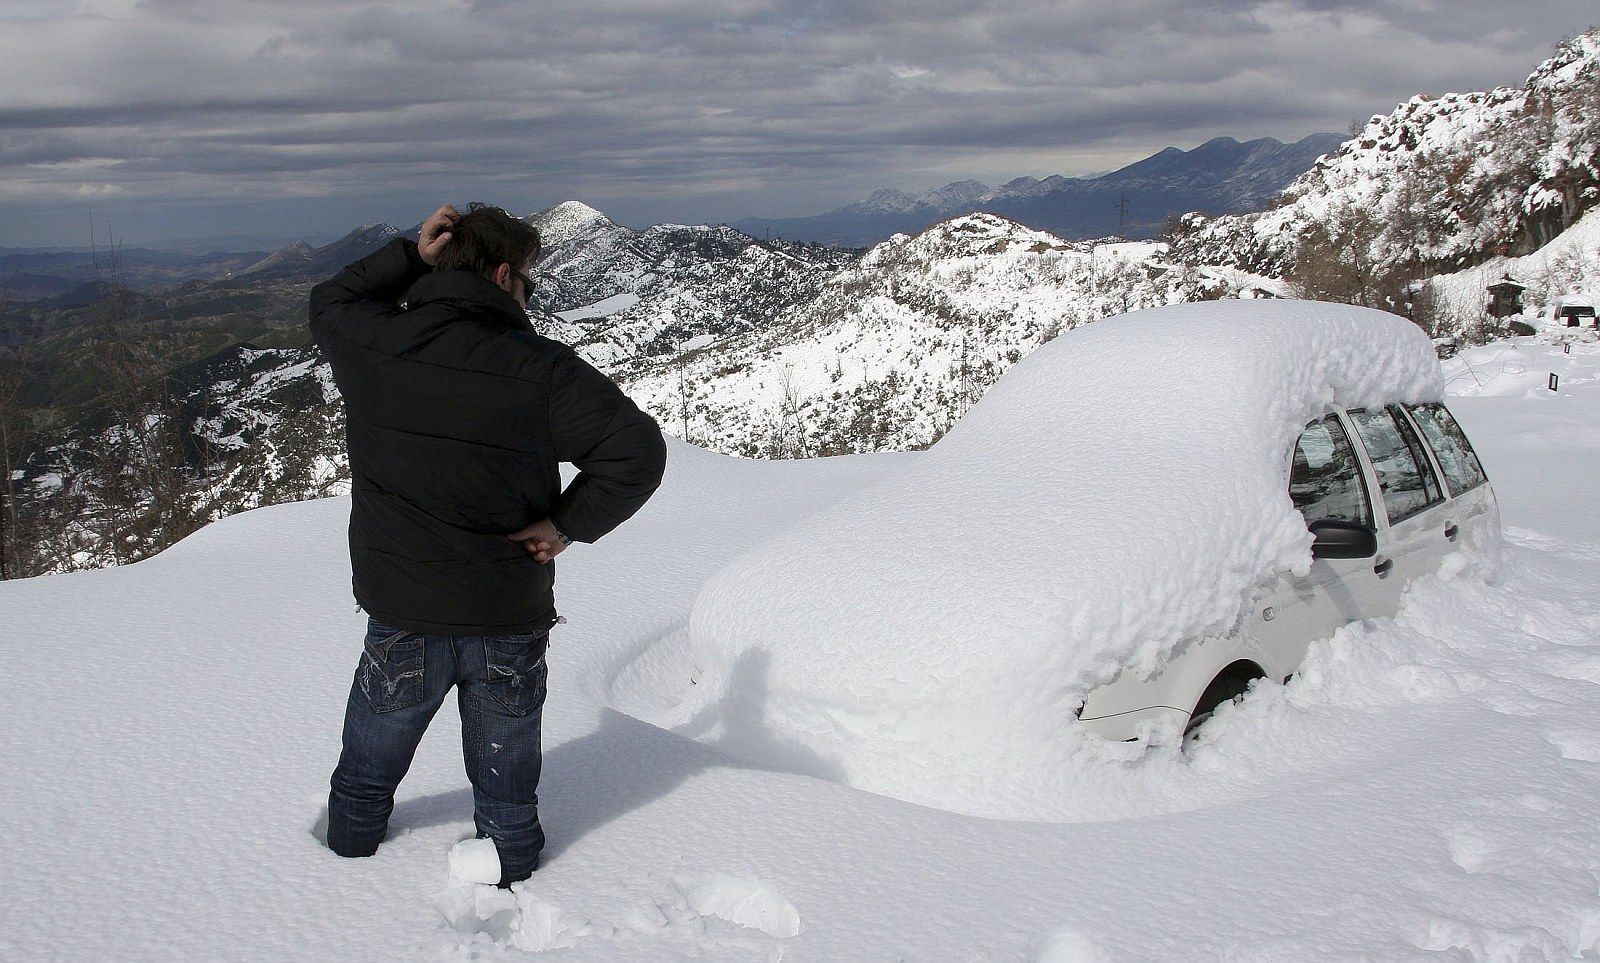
1309, 519, 1378, 560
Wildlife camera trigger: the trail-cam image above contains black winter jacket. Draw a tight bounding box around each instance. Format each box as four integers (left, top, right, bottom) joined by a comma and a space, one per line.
309, 238, 667, 635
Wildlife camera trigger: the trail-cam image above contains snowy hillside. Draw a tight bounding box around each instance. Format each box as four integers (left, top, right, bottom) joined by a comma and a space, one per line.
614, 213, 1273, 457
4, 333, 1600, 960
527, 201, 847, 327
1427, 207, 1600, 328
13, 211, 1260, 572
1173, 30, 1600, 292
560, 240, 855, 371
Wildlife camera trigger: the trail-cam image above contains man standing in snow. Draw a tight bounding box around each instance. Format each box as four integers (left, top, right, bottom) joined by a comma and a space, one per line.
309, 203, 667, 887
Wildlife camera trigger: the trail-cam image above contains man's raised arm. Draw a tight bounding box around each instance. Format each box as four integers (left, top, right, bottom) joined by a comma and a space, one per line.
308, 204, 458, 344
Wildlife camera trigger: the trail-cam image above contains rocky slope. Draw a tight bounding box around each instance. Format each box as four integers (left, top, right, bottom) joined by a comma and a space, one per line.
1171, 31, 1600, 294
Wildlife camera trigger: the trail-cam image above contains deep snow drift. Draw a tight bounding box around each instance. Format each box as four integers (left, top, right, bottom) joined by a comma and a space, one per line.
648, 300, 1443, 817
3, 336, 1599, 961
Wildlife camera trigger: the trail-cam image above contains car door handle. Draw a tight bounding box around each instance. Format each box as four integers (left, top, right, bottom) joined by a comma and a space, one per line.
1444, 523, 1459, 541
1374, 556, 1394, 577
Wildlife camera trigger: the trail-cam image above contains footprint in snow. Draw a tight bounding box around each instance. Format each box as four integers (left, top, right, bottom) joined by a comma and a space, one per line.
1546, 728, 1600, 762
1034, 927, 1113, 962
437, 840, 608, 951
435, 882, 605, 952
1443, 824, 1504, 874
672, 872, 802, 939
436, 854, 798, 953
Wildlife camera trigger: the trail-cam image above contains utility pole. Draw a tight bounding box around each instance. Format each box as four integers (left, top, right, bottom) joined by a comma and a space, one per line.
1117, 190, 1129, 238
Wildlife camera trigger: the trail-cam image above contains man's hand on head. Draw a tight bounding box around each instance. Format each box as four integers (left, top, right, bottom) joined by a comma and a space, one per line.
506, 518, 569, 564
417, 204, 461, 266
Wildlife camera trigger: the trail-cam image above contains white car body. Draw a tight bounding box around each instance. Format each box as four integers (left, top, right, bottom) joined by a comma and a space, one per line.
1077, 401, 1500, 740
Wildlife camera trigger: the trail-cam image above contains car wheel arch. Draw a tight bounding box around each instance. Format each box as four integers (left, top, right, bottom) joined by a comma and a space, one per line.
1184, 659, 1269, 735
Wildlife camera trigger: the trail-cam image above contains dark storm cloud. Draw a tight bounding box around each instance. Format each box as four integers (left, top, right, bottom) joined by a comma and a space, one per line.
1, 0, 1593, 245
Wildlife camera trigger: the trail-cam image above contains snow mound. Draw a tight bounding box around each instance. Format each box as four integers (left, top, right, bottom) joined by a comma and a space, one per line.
674, 299, 1443, 814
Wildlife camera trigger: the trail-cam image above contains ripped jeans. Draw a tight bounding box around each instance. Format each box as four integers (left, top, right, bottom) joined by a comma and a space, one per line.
327, 618, 549, 885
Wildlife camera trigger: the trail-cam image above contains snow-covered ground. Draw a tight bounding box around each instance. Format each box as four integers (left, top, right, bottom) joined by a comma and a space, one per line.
3, 338, 1599, 960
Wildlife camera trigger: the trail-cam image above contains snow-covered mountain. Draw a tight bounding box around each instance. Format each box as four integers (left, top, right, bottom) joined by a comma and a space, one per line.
525, 201, 851, 342
17, 15, 1597, 578
614, 213, 1277, 457
734, 134, 1344, 245
1172, 31, 1600, 292
12, 209, 1263, 572
242, 223, 410, 280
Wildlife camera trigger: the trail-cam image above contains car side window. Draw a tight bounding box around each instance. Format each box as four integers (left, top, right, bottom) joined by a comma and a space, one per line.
1405, 402, 1487, 496
1289, 415, 1372, 528
1348, 407, 1444, 524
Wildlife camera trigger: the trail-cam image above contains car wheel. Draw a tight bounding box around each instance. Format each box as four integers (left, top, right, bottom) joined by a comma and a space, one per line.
1183, 661, 1266, 740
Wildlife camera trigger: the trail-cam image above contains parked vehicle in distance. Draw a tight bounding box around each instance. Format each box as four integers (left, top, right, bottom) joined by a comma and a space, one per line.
1076, 401, 1499, 741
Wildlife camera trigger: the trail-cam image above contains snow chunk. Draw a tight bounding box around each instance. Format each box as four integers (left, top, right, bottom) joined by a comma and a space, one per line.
447, 837, 501, 885
678, 299, 1442, 815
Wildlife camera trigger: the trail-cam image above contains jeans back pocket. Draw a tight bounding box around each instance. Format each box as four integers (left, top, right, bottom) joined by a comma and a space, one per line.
360, 624, 426, 713
483, 634, 549, 717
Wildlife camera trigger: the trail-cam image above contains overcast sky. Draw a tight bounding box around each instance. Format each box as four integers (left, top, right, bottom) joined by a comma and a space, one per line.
2, 0, 1594, 248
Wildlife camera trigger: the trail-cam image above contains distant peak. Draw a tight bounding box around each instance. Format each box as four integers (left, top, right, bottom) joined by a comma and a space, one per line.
340, 223, 397, 240
542, 200, 609, 221
530, 201, 615, 245
922, 179, 991, 204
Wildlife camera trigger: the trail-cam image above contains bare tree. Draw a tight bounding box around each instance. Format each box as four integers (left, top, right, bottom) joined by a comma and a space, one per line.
676, 363, 693, 446
0, 282, 28, 579
770, 363, 809, 459
75, 230, 212, 567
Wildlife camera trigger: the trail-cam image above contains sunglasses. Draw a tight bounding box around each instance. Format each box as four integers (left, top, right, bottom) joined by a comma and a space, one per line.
512, 269, 536, 307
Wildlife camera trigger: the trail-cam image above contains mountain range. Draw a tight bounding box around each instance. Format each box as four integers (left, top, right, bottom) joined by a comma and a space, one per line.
8, 29, 1600, 578
732, 133, 1344, 246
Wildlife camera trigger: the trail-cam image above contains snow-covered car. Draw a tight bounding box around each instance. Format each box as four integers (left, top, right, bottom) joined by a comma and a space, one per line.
1076, 399, 1499, 740
658, 299, 1496, 817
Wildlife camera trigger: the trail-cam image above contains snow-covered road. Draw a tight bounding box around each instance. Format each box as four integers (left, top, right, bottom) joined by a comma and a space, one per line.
2, 338, 1597, 961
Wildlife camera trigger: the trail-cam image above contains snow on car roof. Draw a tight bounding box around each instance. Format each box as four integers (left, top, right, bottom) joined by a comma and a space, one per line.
677, 299, 1443, 815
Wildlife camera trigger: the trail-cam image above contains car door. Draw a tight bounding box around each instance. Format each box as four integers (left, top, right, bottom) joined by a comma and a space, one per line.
1404, 402, 1497, 554
1263, 412, 1381, 672
1347, 406, 1449, 611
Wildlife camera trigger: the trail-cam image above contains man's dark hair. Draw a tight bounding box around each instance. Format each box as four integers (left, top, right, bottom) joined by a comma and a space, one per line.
434, 202, 542, 278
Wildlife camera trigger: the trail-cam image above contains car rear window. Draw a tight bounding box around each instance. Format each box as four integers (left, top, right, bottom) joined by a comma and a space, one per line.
1289, 415, 1372, 528
1406, 402, 1488, 496
1349, 407, 1444, 525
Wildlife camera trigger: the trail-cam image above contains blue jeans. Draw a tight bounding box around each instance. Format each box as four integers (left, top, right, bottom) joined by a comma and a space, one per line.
327, 618, 549, 885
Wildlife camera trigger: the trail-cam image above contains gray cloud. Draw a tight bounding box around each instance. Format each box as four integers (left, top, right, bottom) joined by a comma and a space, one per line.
1, 0, 1593, 246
